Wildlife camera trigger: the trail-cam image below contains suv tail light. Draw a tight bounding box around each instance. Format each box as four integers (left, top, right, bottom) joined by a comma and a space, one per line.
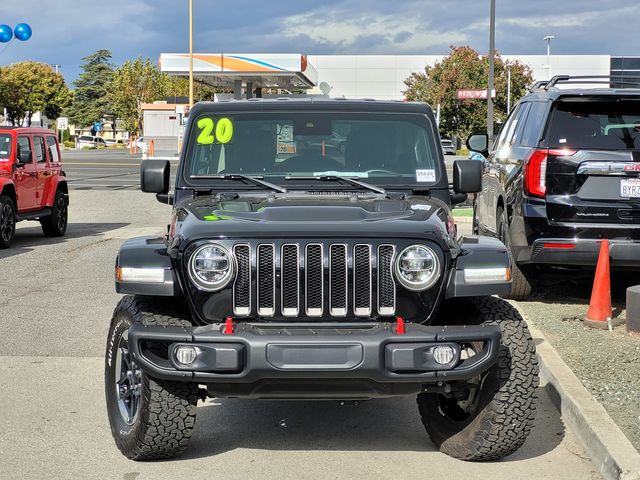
524, 149, 576, 198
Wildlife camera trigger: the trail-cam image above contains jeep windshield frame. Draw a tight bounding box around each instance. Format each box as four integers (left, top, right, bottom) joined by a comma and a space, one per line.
178, 105, 445, 193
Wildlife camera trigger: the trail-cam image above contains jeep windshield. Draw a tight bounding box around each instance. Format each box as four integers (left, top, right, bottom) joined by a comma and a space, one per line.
548, 97, 640, 149
0, 134, 11, 160
183, 111, 441, 189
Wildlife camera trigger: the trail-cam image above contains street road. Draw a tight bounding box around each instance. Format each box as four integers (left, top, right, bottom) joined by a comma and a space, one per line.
62, 149, 179, 190
0, 189, 600, 479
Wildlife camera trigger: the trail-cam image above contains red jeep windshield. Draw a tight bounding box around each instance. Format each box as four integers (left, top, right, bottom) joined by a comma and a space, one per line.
548, 98, 640, 150
0, 134, 11, 160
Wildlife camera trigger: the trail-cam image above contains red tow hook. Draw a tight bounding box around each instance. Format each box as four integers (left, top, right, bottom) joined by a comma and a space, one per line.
395, 316, 405, 335
223, 316, 234, 335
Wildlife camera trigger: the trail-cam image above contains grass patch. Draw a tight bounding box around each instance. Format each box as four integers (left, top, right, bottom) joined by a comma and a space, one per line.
452, 207, 473, 218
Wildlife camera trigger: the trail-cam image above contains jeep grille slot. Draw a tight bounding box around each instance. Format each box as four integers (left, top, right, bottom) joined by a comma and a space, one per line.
281, 244, 300, 316
377, 245, 396, 315
257, 244, 275, 316
353, 244, 372, 316
233, 244, 251, 316
305, 244, 323, 316
329, 244, 348, 316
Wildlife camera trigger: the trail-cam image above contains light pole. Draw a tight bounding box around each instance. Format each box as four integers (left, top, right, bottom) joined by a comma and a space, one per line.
544, 35, 555, 80
189, 0, 194, 107
487, 0, 496, 145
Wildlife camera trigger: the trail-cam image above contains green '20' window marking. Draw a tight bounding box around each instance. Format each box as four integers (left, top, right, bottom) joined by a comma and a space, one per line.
196, 117, 234, 145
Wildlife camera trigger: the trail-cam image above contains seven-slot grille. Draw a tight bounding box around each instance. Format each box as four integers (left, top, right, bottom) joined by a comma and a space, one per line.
233, 243, 396, 318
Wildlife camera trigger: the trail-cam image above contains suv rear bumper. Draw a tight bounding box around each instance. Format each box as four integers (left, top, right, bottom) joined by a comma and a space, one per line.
525, 238, 640, 267
128, 321, 501, 389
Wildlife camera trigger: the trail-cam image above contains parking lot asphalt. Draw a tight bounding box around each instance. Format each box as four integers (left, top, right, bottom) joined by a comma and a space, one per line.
0, 189, 600, 479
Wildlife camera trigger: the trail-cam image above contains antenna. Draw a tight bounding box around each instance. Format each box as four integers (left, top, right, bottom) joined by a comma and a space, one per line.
319, 82, 331, 95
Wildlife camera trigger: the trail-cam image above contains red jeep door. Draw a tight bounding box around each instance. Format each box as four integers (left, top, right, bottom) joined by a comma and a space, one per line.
33, 135, 50, 208
13, 135, 38, 211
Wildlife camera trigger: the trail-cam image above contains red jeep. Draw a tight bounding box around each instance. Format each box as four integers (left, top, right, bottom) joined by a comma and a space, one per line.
0, 127, 69, 248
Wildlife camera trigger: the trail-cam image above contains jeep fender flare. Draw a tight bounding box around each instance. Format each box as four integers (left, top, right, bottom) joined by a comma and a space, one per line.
115, 236, 182, 296
44, 177, 69, 206
0, 178, 16, 205
445, 235, 512, 298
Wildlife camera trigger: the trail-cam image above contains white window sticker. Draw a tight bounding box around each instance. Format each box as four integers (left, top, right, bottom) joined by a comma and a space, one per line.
411, 204, 432, 211
558, 138, 567, 144
416, 169, 436, 182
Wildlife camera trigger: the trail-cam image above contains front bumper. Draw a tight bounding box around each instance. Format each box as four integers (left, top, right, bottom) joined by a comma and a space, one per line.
527, 238, 640, 267
128, 321, 501, 387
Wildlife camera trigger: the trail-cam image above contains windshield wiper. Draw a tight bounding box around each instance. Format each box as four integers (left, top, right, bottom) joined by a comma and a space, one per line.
285, 175, 387, 196
190, 174, 287, 193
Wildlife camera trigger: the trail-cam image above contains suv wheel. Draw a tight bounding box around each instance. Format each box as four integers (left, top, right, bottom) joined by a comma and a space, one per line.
0, 194, 16, 249
417, 297, 539, 461
497, 207, 533, 300
105, 295, 199, 460
41, 190, 68, 237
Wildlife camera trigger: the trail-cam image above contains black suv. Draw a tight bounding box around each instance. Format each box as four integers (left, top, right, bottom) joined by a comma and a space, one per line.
105, 98, 538, 462
468, 75, 640, 299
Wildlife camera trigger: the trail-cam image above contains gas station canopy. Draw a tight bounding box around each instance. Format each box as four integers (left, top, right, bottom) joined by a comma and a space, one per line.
159, 53, 318, 90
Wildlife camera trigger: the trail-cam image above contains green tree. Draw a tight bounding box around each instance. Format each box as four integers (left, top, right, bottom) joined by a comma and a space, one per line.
0, 61, 72, 126
109, 57, 172, 134
165, 76, 226, 102
403, 46, 533, 140
67, 49, 114, 128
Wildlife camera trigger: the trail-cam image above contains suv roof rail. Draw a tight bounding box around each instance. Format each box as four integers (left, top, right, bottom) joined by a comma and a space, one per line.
545, 74, 640, 89
529, 80, 549, 91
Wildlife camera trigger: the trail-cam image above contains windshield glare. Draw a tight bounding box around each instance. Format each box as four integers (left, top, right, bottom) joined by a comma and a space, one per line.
549, 99, 640, 149
185, 112, 440, 186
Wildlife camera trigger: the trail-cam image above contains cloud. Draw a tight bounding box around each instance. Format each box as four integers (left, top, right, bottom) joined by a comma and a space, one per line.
0, 0, 638, 82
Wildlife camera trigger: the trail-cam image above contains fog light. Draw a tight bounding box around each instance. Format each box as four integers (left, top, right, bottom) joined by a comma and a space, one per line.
433, 346, 455, 365
174, 346, 197, 365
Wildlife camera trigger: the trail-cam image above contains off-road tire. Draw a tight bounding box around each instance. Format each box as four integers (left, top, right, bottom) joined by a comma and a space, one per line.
41, 189, 68, 237
497, 207, 533, 300
0, 194, 16, 249
417, 296, 539, 461
105, 295, 198, 461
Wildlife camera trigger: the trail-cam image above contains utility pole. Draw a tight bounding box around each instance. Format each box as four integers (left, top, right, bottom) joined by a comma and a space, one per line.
189, 0, 194, 107
51, 64, 61, 74
506, 64, 512, 114
487, 0, 496, 145
544, 35, 555, 80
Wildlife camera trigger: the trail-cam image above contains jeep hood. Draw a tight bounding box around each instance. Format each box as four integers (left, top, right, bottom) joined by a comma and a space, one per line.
170, 194, 454, 249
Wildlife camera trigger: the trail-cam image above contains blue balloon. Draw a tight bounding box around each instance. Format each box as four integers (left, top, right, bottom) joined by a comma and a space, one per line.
0, 24, 12, 43
14, 23, 32, 41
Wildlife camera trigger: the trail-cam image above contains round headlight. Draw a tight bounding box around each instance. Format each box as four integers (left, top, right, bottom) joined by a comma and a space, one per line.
394, 244, 440, 291
188, 244, 235, 291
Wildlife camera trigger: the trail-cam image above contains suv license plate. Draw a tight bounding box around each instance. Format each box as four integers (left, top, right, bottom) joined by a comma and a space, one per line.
620, 178, 640, 198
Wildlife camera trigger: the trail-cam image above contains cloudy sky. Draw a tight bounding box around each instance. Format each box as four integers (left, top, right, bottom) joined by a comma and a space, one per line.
0, 0, 638, 82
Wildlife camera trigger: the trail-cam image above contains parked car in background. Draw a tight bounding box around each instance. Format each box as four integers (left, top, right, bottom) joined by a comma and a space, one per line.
104, 138, 125, 146
440, 138, 455, 155
76, 135, 106, 149
0, 126, 69, 248
468, 74, 640, 299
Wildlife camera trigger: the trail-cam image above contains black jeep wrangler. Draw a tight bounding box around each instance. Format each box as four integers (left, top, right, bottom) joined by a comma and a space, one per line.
105, 98, 538, 461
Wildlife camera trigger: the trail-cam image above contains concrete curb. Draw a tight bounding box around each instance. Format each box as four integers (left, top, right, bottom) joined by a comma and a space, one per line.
510, 301, 640, 480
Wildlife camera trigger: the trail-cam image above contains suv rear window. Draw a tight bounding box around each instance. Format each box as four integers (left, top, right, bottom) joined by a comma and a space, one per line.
0, 134, 10, 160
548, 97, 640, 150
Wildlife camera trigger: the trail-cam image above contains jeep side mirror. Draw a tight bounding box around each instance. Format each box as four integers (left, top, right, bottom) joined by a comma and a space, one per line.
141, 160, 170, 196
453, 160, 482, 194
466, 133, 489, 157
17, 149, 31, 165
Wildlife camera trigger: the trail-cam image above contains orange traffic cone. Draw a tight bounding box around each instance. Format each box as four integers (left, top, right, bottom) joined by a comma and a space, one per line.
584, 240, 622, 330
